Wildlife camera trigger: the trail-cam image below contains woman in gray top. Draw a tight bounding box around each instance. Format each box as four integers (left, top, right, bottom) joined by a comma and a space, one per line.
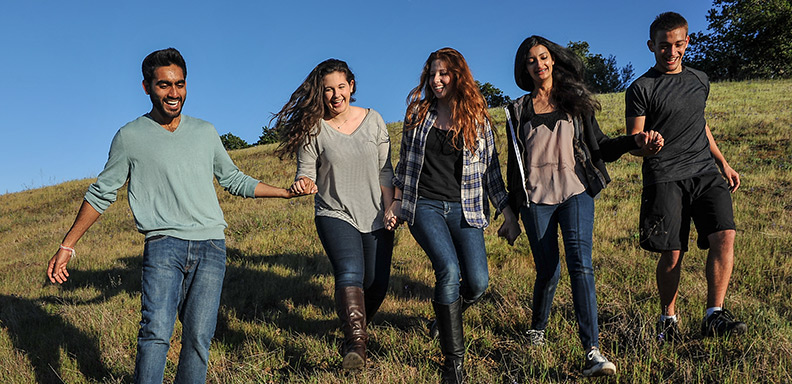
273, 59, 396, 370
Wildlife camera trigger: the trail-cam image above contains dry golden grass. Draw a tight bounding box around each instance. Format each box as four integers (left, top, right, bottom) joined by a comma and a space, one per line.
1, 79, 791, 383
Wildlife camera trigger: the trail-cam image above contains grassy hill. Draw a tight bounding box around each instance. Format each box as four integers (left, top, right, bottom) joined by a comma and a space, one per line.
1, 79, 791, 383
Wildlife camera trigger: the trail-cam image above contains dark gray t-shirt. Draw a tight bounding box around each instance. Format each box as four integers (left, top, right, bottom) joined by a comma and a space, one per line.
625, 67, 720, 185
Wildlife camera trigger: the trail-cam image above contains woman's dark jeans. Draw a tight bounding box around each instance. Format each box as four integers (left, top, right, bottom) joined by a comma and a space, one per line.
520, 192, 600, 349
315, 216, 394, 314
408, 198, 488, 305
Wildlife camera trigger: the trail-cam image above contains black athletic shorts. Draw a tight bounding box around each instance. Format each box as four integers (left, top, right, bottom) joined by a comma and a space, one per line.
639, 173, 735, 252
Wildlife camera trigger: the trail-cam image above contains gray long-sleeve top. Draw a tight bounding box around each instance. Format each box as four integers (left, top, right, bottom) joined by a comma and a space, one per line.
297, 109, 394, 232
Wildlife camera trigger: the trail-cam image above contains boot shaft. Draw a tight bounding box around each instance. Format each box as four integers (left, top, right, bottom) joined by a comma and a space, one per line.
335, 286, 368, 368
432, 299, 465, 359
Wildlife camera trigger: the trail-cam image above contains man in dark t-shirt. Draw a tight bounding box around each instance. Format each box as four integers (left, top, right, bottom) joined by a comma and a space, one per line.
625, 12, 746, 344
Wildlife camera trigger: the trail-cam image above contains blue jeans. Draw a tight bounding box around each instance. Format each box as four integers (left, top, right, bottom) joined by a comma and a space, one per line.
134, 235, 226, 384
315, 216, 394, 312
408, 198, 488, 305
520, 192, 600, 349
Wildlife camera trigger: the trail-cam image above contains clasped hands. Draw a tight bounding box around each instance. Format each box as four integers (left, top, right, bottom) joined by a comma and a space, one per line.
288, 176, 318, 196
635, 130, 664, 155
384, 200, 401, 231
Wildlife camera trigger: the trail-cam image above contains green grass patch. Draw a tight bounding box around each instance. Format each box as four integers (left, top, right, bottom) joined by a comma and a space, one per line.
1, 79, 791, 383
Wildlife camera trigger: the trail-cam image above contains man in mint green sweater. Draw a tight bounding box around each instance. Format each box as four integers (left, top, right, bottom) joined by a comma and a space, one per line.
46, 48, 311, 383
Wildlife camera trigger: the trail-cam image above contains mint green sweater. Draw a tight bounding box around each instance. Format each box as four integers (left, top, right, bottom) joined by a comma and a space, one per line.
85, 114, 259, 240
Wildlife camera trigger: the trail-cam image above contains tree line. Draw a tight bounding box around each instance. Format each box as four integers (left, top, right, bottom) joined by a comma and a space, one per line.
686, 0, 792, 81
223, 0, 789, 150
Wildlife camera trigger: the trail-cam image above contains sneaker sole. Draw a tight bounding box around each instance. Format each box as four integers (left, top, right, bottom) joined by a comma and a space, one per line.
583, 362, 616, 377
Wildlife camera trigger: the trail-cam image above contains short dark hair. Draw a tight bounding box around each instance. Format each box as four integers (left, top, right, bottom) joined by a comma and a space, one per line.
142, 48, 187, 86
650, 12, 688, 41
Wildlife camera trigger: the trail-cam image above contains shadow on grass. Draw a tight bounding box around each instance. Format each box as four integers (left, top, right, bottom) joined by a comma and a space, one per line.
0, 294, 121, 383
218, 247, 428, 377
24, 246, 432, 379
41, 255, 144, 306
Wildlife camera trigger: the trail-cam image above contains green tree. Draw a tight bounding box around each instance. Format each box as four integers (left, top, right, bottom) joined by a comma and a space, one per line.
686, 0, 792, 80
220, 132, 250, 150
476, 81, 511, 107
567, 41, 634, 93
257, 125, 279, 145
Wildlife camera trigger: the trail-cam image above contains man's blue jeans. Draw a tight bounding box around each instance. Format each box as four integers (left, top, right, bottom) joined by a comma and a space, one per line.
520, 192, 600, 349
134, 235, 226, 384
409, 198, 488, 305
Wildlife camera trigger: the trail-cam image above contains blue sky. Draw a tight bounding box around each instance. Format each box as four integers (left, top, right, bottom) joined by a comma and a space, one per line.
0, 0, 713, 195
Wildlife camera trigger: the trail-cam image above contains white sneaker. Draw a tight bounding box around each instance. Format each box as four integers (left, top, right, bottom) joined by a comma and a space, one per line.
525, 329, 546, 346
582, 347, 616, 377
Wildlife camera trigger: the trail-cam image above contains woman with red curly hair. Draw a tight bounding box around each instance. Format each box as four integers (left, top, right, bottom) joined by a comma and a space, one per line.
389, 48, 518, 384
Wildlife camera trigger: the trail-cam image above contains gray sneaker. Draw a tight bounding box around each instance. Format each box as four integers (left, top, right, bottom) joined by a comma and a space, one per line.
657, 317, 682, 345
525, 329, 546, 346
582, 347, 616, 377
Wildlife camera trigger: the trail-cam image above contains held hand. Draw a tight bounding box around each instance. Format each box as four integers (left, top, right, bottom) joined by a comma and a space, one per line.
497, 218, 521, 246
384, 201, 402, 231
47, 247, 73, 284
497, 207, 521, 246
289, 177, 317, 196
722, 165, 741, 192
635, 130, 664, 155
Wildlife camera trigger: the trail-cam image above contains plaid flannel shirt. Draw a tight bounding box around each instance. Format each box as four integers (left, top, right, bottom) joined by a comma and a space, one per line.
393, 106, 509, 228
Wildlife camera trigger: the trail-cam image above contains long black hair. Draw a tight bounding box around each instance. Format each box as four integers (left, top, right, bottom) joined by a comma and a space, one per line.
514, 35, 600, 118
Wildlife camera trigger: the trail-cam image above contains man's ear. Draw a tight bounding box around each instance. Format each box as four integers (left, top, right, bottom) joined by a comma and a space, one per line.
142, 80, 150, 95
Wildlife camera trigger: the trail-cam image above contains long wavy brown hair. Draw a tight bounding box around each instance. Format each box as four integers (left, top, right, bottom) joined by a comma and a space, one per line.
405, 48, 491, 151
273, 59, 356, 157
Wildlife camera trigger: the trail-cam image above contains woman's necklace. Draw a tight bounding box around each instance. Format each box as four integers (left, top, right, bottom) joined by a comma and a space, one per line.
333, 118, 349, 130
328, 113, 350, 130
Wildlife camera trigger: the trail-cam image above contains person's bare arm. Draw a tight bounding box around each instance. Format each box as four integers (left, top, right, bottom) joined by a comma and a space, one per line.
47, 201, 101, 284
705, 124, 740, 192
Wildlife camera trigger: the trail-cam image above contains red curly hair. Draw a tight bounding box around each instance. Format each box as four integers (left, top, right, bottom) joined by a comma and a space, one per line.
405, 47, 491, 151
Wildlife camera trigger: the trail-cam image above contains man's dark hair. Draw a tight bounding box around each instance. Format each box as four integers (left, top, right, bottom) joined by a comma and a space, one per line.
650, 12, 688, 41
142, 48, 187, 87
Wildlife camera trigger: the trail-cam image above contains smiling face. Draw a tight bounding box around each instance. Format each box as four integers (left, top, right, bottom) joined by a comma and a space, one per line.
322, 71, 354, 118
429, 59, 454, 100
526, 44, 554, 87
143, 64, 186, 122
649, 27, 690, 74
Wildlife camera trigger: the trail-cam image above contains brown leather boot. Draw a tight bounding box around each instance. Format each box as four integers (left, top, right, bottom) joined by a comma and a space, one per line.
335, 286, 367, 370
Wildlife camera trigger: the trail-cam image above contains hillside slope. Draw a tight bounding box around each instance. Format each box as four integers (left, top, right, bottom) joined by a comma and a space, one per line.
1, 79, 791, 383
